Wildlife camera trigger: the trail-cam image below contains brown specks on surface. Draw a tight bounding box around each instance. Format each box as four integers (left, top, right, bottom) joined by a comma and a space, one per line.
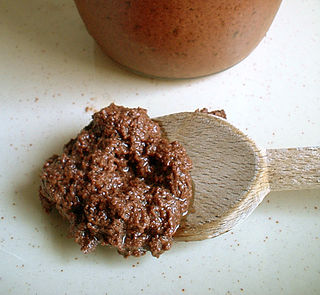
85, 97, 99, 113
28, 242, 40, 249
85, 106, 94, 113
15, 264, 24, 269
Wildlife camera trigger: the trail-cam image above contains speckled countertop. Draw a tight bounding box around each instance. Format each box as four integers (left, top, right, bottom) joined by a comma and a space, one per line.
1, 0, 319, 294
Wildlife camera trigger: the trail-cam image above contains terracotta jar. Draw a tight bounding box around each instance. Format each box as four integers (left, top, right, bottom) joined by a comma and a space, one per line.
74, 0, 282, 78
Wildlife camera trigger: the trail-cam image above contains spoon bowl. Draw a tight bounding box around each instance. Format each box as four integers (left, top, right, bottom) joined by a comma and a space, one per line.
156, 112, 319, 241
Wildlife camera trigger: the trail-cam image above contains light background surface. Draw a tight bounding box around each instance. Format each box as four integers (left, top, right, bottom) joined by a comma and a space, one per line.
1, 0, 319, 294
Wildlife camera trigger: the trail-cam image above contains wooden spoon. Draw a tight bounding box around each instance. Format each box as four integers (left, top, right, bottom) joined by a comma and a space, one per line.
155, 112, 320, 241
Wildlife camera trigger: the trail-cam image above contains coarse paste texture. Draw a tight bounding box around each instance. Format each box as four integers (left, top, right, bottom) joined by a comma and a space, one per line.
195, 108, 227, 119
39, 104, 192, 257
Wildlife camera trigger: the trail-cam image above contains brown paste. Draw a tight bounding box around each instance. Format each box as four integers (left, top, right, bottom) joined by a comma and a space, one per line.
195, 108, 227, 119
39, 104, 192, 257
74, 0, 281, 78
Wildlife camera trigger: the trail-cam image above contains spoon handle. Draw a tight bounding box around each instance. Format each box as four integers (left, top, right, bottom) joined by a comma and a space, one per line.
266, 147, 320, 191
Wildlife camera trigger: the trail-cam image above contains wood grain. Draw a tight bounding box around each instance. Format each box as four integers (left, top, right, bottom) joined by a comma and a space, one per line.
156, 112, 320, 241
156, 112, 269, 241
267, 147, 320, 191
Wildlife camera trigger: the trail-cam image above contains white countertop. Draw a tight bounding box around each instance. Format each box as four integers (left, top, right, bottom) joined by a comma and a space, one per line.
1, 0, 319, 294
